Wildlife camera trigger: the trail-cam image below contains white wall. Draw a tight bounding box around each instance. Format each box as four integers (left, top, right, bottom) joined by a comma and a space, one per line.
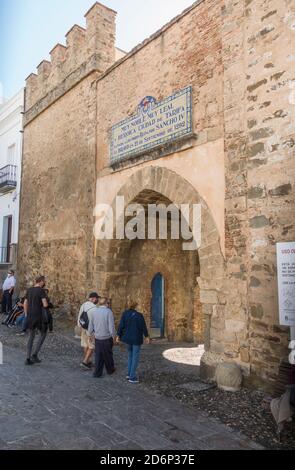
0, 88, 24, 254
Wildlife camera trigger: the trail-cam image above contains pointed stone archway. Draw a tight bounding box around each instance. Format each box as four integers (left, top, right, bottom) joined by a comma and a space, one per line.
95, 165, 226, 375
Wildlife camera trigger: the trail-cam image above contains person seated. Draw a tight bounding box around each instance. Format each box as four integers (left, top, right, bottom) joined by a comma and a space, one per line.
15, 313, 27, 335
7, 297, 25, 327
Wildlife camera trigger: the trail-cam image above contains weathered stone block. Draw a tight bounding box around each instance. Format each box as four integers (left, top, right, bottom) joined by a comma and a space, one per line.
250, 276, 261, 287
250, 127, 274, 141
240, 347, 250, 363
247, 78, 267, 93
225, 319, 245, 333
248, 186, 265, 199
200, 290, 219, 304
250, 215, 269, 228
247, 142, 264, 158
215, 362, 243, 392
269, 184, 292, 197
250, 304, 264, 319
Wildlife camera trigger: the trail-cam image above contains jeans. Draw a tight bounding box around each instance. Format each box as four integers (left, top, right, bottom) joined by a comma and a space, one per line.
127, 344, 141, 380
1, 290, 12, 314
16, 315, 27, 332
27, 326, 48, 359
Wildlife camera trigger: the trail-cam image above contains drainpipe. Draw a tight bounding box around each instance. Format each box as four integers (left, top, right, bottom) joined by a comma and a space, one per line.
16, 88, 25, 286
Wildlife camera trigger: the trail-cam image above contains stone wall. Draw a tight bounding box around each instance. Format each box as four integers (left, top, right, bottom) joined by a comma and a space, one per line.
218, 0, 295, 388
18, 3, 118, 316
94, 164, 225, 357
18, 0, 295, 388
93, 0, 225, 342
245, 0, 295, 384
98, 199, 202, 342
25, 3, 116, 113
126, 237, 201, 342
93, 0, 294, 388
18, 74, 98, 315
95, 0, 224, 173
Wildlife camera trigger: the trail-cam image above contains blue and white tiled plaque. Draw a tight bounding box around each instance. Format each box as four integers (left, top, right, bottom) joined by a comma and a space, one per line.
110, 86, 193, 164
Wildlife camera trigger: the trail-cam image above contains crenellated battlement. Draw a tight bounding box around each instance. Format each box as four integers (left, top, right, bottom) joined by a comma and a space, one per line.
66, 25, 86, 48
25, 2, 117, 113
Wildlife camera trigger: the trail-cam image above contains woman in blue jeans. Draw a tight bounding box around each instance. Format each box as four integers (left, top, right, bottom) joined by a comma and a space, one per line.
117, 298, 149, 384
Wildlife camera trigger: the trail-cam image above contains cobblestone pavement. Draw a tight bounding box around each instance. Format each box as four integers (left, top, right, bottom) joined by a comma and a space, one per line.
0, 323, 263, 450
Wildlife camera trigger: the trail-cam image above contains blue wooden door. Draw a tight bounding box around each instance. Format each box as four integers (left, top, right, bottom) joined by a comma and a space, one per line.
151, 273, 165, 338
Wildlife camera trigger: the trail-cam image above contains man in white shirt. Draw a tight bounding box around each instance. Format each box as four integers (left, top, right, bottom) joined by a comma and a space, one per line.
1, 270, 16, 314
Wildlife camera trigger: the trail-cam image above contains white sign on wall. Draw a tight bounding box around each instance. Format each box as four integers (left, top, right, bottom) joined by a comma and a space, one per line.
110, 86, 193, 164
276, 242, 295, 326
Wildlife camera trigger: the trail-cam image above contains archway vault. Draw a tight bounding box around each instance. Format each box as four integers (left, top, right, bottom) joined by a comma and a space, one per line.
94, 165, 226, 347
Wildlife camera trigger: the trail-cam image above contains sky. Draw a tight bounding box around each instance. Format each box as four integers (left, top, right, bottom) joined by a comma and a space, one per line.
0, 0, 195, 100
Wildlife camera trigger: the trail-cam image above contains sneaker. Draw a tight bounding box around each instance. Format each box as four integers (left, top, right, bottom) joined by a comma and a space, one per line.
126, 375, 130, 380
32, 355, 42, 364
80, 362, 91, 370
128, 378, 139, 384
16, 332, 26, 336
25, 358, 34, 366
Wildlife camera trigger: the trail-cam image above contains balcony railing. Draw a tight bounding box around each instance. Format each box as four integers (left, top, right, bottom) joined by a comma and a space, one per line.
0, 246, 11, 264
0, 165, 17, 193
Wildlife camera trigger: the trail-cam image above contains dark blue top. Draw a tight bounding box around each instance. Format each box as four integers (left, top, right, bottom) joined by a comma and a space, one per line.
117, 309, 149, 346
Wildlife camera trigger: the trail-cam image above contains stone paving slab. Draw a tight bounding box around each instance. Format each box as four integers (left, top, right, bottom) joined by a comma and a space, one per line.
0, 345, 263, 450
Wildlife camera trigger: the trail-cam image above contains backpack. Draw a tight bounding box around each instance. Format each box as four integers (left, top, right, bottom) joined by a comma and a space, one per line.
79, 304, 95, 330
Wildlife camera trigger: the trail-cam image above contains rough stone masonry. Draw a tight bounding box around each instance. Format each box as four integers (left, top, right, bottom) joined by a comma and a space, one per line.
18, 0, 295, 390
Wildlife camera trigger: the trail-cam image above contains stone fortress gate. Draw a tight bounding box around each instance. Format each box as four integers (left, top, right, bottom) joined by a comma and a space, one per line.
18, 0, 295, 389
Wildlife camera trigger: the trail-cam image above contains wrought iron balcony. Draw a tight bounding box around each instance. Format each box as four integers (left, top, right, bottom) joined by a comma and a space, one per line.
0, 165, 17, 193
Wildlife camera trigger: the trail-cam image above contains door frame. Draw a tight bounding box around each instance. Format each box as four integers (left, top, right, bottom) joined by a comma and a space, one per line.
2, 215, 12, 263
151, 272, 165, 339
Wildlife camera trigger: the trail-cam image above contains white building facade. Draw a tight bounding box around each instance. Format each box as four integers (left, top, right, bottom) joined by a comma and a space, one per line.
0, 88, 24, 274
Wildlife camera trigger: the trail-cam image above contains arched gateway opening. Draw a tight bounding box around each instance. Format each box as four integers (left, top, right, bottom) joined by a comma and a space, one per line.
95, 166, 225, 350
